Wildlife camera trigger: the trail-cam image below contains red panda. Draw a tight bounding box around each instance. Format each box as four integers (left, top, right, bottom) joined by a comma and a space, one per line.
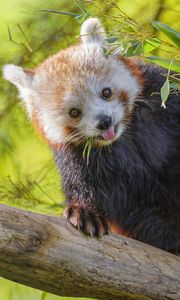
3, 18, 180, 254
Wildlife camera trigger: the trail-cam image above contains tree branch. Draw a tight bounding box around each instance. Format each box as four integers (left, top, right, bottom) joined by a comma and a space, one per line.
0, 204, 179, 300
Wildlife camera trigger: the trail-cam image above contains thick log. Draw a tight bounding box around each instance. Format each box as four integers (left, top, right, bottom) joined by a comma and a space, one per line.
0, 204, 179, 300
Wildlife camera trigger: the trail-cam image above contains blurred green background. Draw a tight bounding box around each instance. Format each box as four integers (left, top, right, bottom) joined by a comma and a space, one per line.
0, 0, 179, 299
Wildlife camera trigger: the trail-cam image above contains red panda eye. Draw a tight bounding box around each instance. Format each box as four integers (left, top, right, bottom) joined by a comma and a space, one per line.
102, 88, 112, 100
69, 108, 81, 118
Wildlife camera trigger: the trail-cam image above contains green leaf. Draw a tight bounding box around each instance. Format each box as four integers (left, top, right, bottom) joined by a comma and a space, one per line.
161, 78, 170, 108
151, 21, 180, 47
75, 14, 86, 24
105, 36, 118, 44
146, 56, 180, 72
37, 9, 81, 17
74, 0, 90, 16
126, 41, 143, 56
103, 47, 109, 58
125, 38, 161, 56
143, 38, 161, 53
170, 82, 180, 91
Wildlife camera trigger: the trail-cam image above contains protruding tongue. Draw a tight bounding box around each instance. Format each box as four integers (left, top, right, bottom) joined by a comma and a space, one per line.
102, 126, 116, 141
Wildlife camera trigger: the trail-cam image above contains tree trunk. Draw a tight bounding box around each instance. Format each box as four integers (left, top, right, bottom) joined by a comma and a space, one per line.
0, 204, 179, 300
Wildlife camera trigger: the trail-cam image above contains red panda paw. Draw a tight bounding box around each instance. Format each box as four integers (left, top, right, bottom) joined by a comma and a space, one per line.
64, 206, 109, 237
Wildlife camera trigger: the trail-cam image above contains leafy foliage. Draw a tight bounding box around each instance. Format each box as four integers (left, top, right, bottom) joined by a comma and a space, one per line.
0, 0, 180, 299
151, 20, 180, 47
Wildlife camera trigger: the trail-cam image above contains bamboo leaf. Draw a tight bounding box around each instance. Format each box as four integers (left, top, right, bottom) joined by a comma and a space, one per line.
37, 9, 81, 17
170, 82, 180, 91
146, 56, 180, 72
151, 21, 180, 47
7, 24, 12, 41
105, 36, 118, 43
126, 41, 143, 56
161, 78, 170, 108
74, 0, 90, 16
75, 14, 86, 24
143, 38, 161, 52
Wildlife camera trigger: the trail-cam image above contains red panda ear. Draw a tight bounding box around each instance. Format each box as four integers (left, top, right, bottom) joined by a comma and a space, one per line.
80, 18, 107, 47
3, 64, 34, 89
3, 64, 35, 118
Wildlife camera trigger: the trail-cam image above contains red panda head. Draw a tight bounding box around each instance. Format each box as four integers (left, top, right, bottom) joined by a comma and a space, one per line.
3, 18, 142, 147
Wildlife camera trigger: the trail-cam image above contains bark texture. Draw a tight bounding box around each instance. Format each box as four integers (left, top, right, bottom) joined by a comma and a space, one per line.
0, 204, 179, 300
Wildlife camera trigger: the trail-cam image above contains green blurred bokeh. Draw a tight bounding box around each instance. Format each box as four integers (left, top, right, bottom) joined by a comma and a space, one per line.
0, 0, 179, 299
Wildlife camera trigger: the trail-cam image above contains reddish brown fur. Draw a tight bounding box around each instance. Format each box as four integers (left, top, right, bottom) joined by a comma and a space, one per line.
117, 58, 143, 126
120, 56, 144, 87
109, 222, 130, 237
118, 89, 132, 125
119, 90, 129, 103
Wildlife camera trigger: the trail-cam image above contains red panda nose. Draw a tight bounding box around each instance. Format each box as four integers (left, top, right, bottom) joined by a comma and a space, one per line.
96, 114, 112, 130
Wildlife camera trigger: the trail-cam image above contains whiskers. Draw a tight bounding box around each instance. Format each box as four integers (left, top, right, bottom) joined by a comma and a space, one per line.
61, 127, 97, 151
61, 131, 85, 149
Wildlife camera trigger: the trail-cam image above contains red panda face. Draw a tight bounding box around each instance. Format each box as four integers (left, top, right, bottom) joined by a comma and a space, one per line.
3, 18, 141, 147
